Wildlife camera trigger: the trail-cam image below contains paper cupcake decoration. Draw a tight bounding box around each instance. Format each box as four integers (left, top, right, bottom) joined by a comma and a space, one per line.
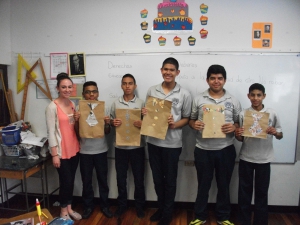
143, 33, 151, 43
141, 21, 148, 30
200, 29, 208, 39
200, 3, 208, 14
140, 9, 148, 18
158, 36, 166, 46
173, 36, 181, 46
200, 15, 208, 25
188, 36, 196, 46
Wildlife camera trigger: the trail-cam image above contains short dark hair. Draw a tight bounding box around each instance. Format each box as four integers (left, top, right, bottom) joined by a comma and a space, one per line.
56, 72, 73, 87
207, 65, 226, 80
249, 83, 265, 94
162, 57, 179, 70
83, 81, 98, 92
122, 74, 136, 84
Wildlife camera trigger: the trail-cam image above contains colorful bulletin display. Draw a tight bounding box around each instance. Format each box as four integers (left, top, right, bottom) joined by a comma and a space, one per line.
153, 0, 193, 31
252, 22, 273, 48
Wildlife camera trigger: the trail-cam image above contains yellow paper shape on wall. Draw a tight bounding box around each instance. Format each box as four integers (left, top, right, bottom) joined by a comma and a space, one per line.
17, 54, 38, 93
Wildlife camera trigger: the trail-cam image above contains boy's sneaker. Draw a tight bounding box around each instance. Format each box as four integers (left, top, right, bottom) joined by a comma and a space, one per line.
189, 219, 206, 225
217, 220, 234, 225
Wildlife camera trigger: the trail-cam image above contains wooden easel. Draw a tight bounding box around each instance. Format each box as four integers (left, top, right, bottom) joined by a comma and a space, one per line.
20, 58, 52, 120
0, 73, 17, 122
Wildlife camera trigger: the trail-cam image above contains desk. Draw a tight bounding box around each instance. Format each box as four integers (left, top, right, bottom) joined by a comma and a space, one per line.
0, 208, 53, 224
0, 155, 50, 212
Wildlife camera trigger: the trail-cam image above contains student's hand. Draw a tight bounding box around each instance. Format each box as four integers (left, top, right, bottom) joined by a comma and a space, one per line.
133, 120, 142, 128
193, 120, 205, 131
235, 127, 244, 136
222, 123, 236, 134
104, 116, 110, 125
141, 107, 148, 116
167, 114, 175, 129
266, 126, 277, 135
112, 118, 122, 127
74, 111, 80, 121
52, 155, 60, 168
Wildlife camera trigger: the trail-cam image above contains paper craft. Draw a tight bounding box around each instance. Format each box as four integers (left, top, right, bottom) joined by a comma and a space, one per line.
202, 104, 226, 138
79, 100, 105, 138
243, 110, 269, 139
116, 109, 141, 146
140, 96, 172, 140
153, 0, 193, 31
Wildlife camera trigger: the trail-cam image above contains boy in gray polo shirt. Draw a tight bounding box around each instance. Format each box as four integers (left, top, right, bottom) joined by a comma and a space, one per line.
189, 65, 242, 225
235, 83, 282, 225
78, 81, 113, 219
110, 74, 146, 218
144, 57, 192, 225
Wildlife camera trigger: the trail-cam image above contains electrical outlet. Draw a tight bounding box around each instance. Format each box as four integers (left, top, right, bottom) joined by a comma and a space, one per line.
184, 160, 195, 167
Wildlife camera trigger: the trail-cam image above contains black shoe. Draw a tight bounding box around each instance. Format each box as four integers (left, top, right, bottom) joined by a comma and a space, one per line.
150, 209, 163, 221
82, 207, 94, 219
136, 207, 145, 218
158, 215, 172, 225
114, 207, 127, 218
101, 207, 113, 218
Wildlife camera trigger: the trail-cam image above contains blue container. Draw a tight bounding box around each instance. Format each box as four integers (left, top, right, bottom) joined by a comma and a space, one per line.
1, 126, 21, 146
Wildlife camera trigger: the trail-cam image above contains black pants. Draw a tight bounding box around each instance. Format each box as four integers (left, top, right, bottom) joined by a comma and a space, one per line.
56, 153, 79, 208
194, 145, 236, 221
238, 159, 270, 225
147, 143, 182, 217
115, 147, 145, 209
80, 152, 109, 209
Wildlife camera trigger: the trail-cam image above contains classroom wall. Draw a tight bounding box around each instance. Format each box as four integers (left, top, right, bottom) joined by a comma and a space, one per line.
2, 0, 300, 206
0, 0, 11, 65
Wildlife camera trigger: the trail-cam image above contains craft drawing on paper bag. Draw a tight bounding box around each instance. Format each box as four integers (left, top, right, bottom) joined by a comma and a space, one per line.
79, 100, 105, 138
202, 104, 225, 138
140, 96, 172, 140
243, 110, 269, 139
116, 109, 141, 146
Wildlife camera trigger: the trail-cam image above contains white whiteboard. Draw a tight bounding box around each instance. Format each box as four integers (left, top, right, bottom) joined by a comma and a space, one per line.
85, 54, 300, 163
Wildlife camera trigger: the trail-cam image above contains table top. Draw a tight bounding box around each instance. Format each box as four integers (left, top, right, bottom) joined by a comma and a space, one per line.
0, 208, 53, 224
0, 154, 50, 172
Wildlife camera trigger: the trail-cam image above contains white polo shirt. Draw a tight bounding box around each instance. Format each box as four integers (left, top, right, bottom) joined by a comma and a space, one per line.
110, 95, 145, 150
190, 89, 242, 150
146, 83, 192, 148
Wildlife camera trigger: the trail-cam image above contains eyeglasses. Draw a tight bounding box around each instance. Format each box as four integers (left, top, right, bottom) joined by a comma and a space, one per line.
84, 90, 98, 94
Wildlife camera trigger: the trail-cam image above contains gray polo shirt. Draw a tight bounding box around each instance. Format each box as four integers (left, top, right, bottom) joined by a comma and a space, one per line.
76, 105, 109, 154
239, 106, 282, 163
190, 89, 242, 150
146, 83, 192, 148
110, 95, 145, 150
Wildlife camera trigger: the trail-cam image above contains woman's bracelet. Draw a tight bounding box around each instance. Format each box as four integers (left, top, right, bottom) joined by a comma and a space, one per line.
52, 154, 58, 157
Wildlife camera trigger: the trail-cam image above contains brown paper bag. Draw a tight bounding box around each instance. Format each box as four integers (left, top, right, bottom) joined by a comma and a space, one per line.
202, 104, 226, 138
140, 96, 172, 140
243, 110, 269, 139
116, 109, 141, 146
79, 100, 105, 138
